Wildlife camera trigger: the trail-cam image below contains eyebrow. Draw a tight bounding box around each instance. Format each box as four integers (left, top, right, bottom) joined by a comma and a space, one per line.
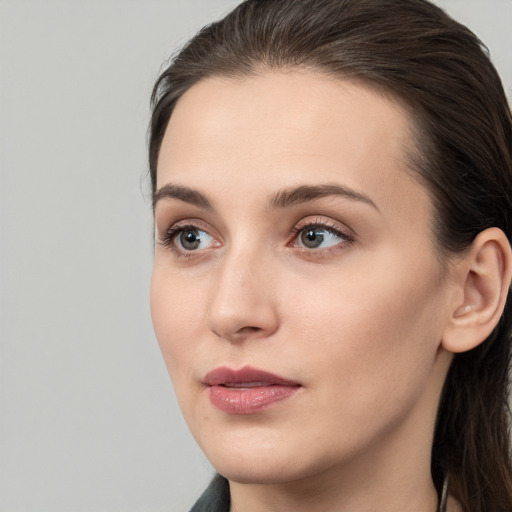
153, 182, 379, 212
153, 183, 212, 210
268, 184, 379, 211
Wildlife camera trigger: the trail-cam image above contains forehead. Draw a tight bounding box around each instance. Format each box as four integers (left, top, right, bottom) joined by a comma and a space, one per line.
157, 70, 431, 227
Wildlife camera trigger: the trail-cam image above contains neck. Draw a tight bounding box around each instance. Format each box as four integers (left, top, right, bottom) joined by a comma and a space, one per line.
229, 419, 439, 512
230, 476, 464, 512
229, 454, 439, 512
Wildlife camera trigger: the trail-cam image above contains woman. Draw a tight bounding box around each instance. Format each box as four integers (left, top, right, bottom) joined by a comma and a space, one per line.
148, 0, 512, 510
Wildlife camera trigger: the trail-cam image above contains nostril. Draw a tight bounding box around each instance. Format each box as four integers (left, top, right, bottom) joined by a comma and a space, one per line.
223, 325, 268, 342
236, 326, 262, 335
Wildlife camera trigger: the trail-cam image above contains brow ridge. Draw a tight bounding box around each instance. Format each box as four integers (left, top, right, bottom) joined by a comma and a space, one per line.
268, 184, 379, 210
153, 183, 212, 210
153, 182, 378, 213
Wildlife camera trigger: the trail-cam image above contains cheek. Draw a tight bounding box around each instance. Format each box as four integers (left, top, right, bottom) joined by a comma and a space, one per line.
150, 266, 206, 382
280, 256, 446, 409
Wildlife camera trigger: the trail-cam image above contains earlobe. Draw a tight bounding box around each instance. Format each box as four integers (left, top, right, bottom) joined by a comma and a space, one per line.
442, 228, 512, 354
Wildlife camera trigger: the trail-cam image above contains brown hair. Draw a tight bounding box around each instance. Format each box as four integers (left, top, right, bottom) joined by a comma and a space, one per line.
148, 1, 512, 510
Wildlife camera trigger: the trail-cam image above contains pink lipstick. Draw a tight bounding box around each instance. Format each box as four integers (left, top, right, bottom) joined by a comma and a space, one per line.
203, 366, 300, 414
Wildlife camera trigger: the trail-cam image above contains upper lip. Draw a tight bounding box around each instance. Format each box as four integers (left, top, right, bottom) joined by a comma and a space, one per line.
203, 366, 301, 387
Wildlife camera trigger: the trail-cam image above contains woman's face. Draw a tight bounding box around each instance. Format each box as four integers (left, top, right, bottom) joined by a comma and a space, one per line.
151, 71, 456, 484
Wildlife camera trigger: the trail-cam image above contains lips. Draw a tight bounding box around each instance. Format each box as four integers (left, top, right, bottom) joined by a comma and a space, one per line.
203, 366, 301, 414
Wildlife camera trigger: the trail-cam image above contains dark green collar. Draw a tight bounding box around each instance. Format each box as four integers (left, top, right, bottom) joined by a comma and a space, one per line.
189, 474, 230, 512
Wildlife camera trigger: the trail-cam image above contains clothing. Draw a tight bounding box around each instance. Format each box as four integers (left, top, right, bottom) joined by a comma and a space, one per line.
189, 474, 230, 512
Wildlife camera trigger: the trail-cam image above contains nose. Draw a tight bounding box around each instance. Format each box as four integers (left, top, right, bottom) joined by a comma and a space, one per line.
205, 246, 279, 342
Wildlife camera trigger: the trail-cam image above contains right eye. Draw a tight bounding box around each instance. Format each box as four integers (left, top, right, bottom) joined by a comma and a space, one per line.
175, 228, 215, 251
160, 224, 219, 256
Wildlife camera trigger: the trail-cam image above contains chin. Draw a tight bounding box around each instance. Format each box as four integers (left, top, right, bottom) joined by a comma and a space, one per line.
213, 451, 284, 482
197, 432, 341, 486
214, 459, 310, 485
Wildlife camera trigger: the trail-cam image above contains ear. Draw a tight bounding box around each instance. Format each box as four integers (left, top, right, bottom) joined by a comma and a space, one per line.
442, 227, 512, 354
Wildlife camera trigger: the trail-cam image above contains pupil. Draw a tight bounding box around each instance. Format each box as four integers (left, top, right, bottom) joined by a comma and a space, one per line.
181, 230, 200, 249
302, 229, 324, 248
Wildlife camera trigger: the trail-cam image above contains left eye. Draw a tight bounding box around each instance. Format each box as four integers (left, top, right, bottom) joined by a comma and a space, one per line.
174, 228, 216, 251
294, 225, 346, 249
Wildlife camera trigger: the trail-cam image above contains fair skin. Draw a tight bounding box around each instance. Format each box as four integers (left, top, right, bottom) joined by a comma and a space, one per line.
151, 71, 508, 512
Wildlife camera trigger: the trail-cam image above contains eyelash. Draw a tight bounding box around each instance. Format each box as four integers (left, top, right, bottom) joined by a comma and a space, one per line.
158, 219, 354, 258
288, 219, 354, 254
158, 223, 211, 257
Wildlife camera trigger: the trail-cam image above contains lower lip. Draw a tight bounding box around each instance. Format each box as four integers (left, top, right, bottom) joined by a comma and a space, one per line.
208, 385, 299, 414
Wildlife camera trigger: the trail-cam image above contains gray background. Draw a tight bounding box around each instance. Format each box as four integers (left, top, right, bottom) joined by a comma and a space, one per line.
0, 1, 510, 511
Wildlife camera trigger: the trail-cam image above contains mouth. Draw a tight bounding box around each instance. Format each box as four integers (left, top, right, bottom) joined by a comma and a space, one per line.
202, 366, 301, 414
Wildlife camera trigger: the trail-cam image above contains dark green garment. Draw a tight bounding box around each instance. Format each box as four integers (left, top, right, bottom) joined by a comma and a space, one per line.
189, 474, 230, 512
